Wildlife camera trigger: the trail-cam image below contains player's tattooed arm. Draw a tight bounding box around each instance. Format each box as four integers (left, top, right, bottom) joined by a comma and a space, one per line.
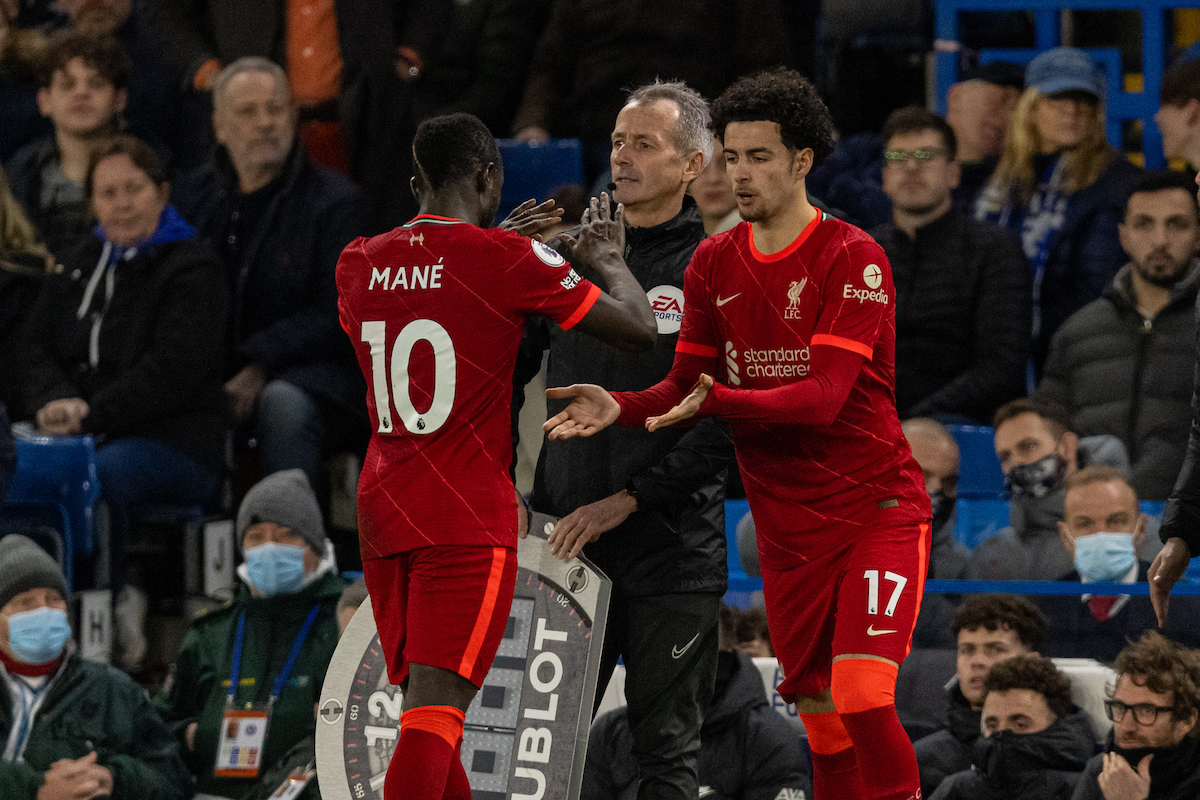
561, 193, 656, 352
497, 198, 565, 242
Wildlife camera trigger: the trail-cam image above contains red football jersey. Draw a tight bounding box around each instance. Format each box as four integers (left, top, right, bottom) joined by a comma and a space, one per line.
619, 214, 929, 570
337, 216, 601, 559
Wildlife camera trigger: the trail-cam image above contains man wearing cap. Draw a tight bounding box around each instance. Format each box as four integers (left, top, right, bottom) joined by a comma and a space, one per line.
158, 469, 343, 799
0, 534, 191, 800
945, 61, 1024, 212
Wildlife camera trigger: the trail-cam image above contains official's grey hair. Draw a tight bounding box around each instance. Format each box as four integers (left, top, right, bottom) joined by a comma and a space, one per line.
625, 80, 714, 167
212, 57, 289, 110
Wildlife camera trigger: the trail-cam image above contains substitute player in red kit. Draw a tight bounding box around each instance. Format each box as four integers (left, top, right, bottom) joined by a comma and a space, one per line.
336, 113, 656, 800
544, 69, 931, 800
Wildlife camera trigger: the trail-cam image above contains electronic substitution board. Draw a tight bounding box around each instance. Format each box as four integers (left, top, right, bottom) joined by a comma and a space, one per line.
317, 513, 611, 800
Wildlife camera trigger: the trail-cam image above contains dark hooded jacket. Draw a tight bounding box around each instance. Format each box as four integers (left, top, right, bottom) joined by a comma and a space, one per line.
930, 707, 1097, 800
173, 142, 369, 418
15, 206, 228, 470
1071, 731, 1200, 800
582, 652, 811, 800
516, 198, 733, 597
1038, 263, 1200, 501
914, 682, 982, 797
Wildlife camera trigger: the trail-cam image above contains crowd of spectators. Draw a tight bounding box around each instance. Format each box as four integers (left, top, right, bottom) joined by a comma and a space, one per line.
4, 1, 1200, 798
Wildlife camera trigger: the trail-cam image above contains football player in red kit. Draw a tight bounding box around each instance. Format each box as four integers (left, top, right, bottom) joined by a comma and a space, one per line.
543, 70, 932, 800
336, 113, 656, 800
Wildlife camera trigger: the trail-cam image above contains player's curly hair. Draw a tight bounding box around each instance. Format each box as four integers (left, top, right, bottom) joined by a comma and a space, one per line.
953, 594, 1045, 651
710, 68, 834, 166
1114, 630, 1200, 735
412, 113, 502, 193
984, 654, 1075, 719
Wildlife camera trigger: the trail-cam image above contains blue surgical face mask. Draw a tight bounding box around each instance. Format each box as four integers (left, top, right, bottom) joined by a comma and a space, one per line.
7, 607, 71, 664
245, 542, 308, 597
1073, 531, 1138, 583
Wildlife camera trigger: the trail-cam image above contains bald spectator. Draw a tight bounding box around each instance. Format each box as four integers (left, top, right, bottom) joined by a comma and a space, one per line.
931, 655, 1096, 800
945, 61, 1024, 212
1072, 631, 1200, 800
1041, 467, 1200, 662
1038, 172, 1200, 501
174, 58, 370, 487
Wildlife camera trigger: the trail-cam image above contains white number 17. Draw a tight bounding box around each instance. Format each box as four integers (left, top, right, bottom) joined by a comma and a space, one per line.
863, 570, 908, 617
361, 319, 456, 435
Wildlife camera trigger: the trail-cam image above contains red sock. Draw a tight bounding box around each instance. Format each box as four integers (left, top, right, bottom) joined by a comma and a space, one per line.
385, 706, 466, 800
800, 712, 868, 800
442, 742, 472, 800
840, 705, 920, 800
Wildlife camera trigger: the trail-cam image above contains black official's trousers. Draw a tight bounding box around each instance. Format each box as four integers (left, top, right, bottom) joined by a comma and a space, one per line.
592, 591, 722, 800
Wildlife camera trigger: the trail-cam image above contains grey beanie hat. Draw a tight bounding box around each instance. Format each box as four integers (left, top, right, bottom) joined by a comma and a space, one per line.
236, 469, 327, 555
0, 535, 69, 609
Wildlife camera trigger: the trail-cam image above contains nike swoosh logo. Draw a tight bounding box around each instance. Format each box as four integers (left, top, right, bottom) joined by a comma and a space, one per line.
867, 625, 898, 636
672, 631, 701, 659
715, 293, 741, 307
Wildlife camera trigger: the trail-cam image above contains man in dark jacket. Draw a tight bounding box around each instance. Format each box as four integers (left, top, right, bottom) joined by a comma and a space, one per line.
914, 594, 1045, 797
1072, 631, 1200, 800
143, 0, 448, 229
1042, 467, 1200, 662
0, 534, 191, 799
174, 57, 371, 485
581, 605, 811, 800
932, 655, 1097, 800
1038, 171, 1200, 501
510, 0, 790, 185
157, 469, 344, 799
873, 106, 1031, 424
515, 81, 735, 800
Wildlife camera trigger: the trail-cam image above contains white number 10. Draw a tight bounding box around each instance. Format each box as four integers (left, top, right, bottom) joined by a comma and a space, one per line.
361, 319, 456, 435
863, 570, 908, 617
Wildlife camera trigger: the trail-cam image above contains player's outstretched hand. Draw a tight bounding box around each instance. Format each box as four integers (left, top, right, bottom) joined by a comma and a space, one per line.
497, 198, 564, 242
1150, 537, 1192, 626
559, 192, 625, 266
646, 374, 713, 432
543, 384, 620, 440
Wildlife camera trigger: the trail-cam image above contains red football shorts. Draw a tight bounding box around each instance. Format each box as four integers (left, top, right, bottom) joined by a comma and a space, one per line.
362, 545, 518, 687
761, 522, 930, 702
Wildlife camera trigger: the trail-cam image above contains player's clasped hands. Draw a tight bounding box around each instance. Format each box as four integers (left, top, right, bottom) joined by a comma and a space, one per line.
497, 198, 564, 242
560, 192, 625, 265
543, 383, 621, 440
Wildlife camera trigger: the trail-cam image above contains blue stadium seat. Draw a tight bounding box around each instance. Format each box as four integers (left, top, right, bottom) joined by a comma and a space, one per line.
2, 428, 101, 588
495, 138, 584, 222
945, 424, 1006, 499
723, 498, 763, 605
953, 497, 1010, 550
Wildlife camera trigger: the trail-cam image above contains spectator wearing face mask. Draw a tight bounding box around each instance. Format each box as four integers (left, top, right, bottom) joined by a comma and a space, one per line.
931, 655, 1096, 800
0, 535, 191, 800
156, 469, 342, 799
968, 398, 1159, 581
1038, 467, 1200, 662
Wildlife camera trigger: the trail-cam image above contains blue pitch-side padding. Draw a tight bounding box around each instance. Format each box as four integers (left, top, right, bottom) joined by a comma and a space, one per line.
494, 138, 584, 223
925, 579, 1200, 595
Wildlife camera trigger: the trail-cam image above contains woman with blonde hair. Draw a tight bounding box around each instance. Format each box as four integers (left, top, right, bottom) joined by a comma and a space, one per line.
0, 164, 53, 414
975, 47, 1141, 374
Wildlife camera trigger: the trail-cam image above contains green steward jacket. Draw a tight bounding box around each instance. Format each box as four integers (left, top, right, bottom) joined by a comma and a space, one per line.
0, 650, 192, 800
157, 571, 343, 798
